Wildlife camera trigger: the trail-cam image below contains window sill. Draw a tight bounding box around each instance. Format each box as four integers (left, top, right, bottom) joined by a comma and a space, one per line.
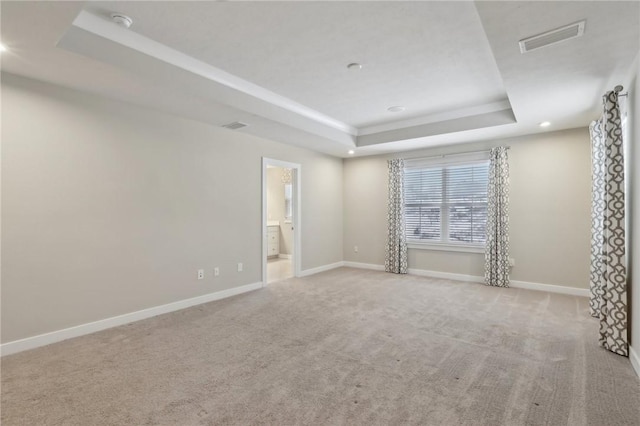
407, 242, 485, 254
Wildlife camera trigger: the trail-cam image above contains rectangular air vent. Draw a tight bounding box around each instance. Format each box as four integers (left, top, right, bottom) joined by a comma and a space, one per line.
519, 20, 585, 53
222, 121, 249, 130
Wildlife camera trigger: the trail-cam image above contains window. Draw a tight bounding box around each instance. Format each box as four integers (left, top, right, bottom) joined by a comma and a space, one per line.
404, 153, 489, 250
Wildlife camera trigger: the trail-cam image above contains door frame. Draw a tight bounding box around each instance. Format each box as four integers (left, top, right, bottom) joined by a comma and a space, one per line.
262, 158, 301, 286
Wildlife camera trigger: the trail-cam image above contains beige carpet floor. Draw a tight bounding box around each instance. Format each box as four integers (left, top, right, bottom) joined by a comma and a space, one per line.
2, 267, 639, 425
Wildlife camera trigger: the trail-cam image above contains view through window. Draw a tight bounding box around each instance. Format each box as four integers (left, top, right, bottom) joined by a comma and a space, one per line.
404, 157, 489, 246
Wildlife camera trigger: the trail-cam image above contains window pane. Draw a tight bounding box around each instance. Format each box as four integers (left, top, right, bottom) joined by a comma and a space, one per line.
471, 205, 487, 244
449, 204, 487, 244
446, 164, 489, 203
404, 159, 488, 246
406, 206, 441, 241
404, 168, 442, 204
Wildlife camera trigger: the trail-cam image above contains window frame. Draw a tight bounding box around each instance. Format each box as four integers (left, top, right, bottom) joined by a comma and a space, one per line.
404, 152, 490, 254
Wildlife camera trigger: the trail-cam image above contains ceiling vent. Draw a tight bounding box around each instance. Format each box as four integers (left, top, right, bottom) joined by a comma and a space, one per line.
519, 20, 585, 53
222, 121, 249, 130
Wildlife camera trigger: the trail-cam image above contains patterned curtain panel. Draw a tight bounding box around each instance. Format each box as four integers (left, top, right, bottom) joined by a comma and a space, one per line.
589, 118, 606, 316
589, 91, 628, 357
484, 147, 510, 287
385, 159, 408, 274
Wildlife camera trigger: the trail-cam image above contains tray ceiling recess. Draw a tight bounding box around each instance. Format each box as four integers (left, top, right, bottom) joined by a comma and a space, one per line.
4, 1, 635, 157
56, 4, 515, 156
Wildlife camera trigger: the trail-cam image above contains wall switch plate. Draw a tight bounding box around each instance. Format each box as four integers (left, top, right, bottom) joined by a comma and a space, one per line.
508, 258, 516, 267
237, 262, 243, 272
214, 267, 220, 276
354, 246, 359, 253
197, 269, 204, 280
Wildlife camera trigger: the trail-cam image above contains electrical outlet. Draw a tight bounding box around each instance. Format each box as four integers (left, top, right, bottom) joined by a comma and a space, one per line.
354, 246, 359, 253
197, 269, 204, 280
237, 262, 243, 272
509, 258, 516, 267
214, 267, 220, 276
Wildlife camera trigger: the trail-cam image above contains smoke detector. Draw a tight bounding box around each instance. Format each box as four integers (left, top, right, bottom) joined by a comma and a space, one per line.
111, 13, 133, 29
387, 106, 406, 113
222, 121, 249, 130
519, 20, 585, 53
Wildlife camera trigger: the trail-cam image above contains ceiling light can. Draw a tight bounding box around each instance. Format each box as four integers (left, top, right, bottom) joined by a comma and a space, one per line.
348, 150, 355, 155
539, 121, 551, 127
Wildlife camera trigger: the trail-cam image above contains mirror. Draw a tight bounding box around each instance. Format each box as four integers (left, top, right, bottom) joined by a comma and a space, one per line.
284, 183, 292, 221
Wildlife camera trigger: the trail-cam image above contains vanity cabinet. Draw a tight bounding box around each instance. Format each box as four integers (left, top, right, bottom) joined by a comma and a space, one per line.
267, 225, 280, 257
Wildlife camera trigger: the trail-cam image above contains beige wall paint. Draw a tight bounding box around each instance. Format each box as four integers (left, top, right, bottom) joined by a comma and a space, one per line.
267, 168, 285, 226
1, 73, 343, 343
344, 127, 592, 289
266, 167, 293, 255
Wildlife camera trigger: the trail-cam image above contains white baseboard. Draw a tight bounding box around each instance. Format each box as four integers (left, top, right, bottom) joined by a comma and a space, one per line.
343, 261, 385, 271
509, 280, 589, 297
346, 262, 589, 297
278, 254, 292, 259
1, 281, 263, 357
299, 261, 344, 277
630, 345, 640, 378
408, 267, 484, 283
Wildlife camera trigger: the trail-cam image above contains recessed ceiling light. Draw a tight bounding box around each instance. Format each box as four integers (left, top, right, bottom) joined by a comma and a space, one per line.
387, 106, 405, 113
0, 44, 6, 52
347, 63, 362, 70
539, 121, 551, 127
348, 150, 355, 155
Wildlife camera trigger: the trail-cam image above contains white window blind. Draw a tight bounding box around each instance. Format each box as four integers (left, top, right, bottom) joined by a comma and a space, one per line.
404, 153, 489, 247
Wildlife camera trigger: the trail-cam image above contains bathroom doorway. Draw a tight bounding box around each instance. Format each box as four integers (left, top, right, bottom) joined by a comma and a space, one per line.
262, 158, 301, 285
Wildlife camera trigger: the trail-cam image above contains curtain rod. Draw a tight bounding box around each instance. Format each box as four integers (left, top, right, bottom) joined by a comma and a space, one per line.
403, 146, 510, 161
610, 85, 628, 98
615, 85, 628, 97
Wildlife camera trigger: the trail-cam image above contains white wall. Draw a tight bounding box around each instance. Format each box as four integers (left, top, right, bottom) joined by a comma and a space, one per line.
1, 73, 343, 343
344, 128, 592, 289
625, 52, 640, 370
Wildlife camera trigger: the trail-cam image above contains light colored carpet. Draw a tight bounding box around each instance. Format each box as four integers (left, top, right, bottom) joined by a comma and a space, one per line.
2, 267, 639, 425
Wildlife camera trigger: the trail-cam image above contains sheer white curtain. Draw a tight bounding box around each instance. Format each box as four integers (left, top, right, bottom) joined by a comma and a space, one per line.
385, 159, 408, 274
484, 147, 510, 287
589, 90, 628, 357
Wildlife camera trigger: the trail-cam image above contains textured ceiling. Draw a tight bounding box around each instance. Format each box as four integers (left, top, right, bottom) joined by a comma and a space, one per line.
85, 1, 508, 128
1, 1, 638, 157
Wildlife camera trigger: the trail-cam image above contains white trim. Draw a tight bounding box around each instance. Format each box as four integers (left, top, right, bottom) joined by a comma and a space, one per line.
346, 262, 589, 297
407, 243, 485, 254
630, 345, 640, 378
358, 100, 512, 136
408, 267, 484, 283
343, 261, 385, 271
299, 261, 345, 277
278, 254, 293, 259
509, 280, 589, 297
0, 282, 263, 357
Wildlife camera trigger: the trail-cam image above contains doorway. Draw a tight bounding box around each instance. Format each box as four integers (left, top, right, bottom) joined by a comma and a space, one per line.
262, 158, 301, 285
